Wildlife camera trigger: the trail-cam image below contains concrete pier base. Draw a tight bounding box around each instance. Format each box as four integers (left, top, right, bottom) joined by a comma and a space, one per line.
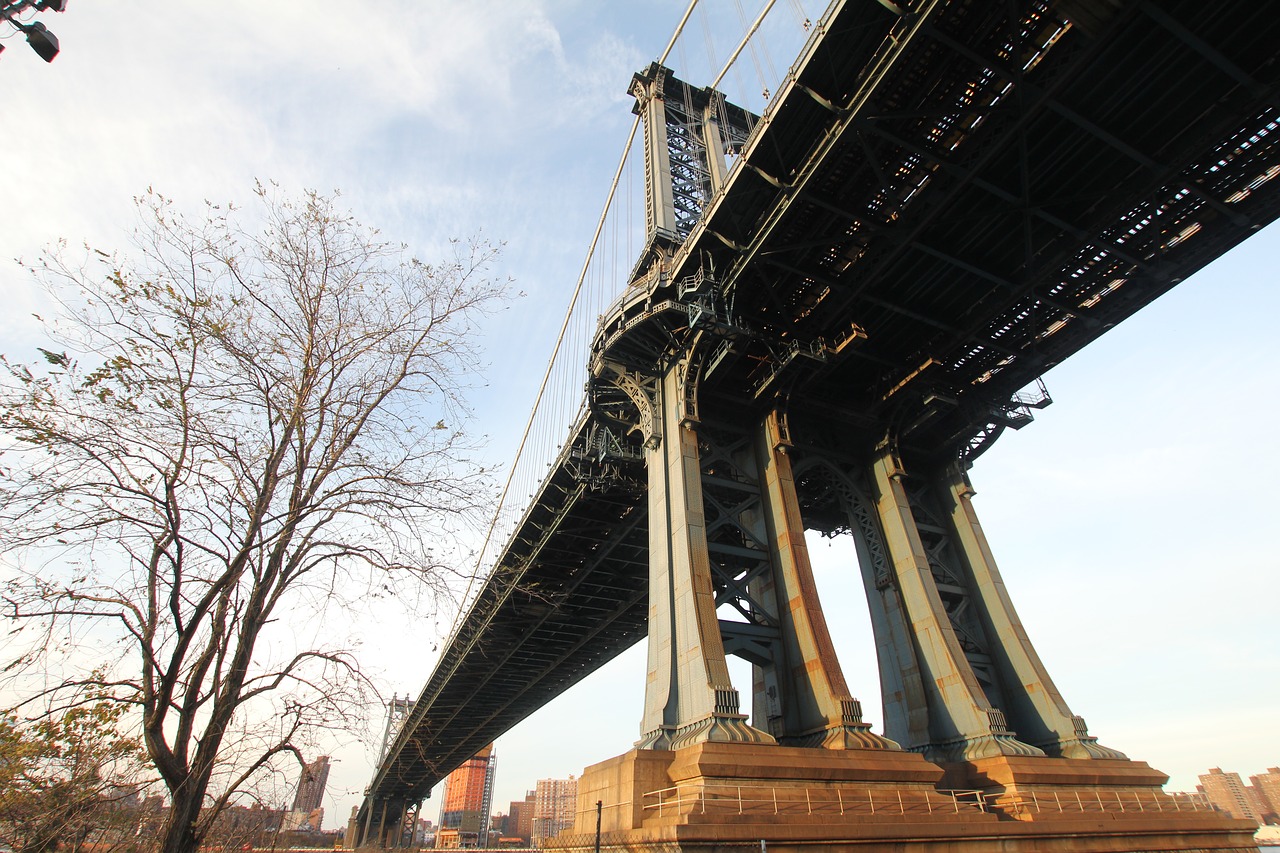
544, 743, 1259, 853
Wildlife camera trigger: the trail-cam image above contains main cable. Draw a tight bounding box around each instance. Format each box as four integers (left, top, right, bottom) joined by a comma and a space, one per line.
713, 0, 779, 91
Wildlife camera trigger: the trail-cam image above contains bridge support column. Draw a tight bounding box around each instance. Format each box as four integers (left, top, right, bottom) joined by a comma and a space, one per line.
860, 445, 1125, 762
745, 411, 895, 749
867, 445, 1044, 762
939, 463, 1125, 760
636, 361, 773, 749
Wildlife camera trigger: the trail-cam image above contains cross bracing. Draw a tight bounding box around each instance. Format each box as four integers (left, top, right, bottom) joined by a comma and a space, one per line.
360, 0, 1280, 833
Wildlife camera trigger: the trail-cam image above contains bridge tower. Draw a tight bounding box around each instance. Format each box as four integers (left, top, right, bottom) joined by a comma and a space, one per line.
610, 63, 912, 755
552, 57, 1258, 853
609, 57, 1127, 777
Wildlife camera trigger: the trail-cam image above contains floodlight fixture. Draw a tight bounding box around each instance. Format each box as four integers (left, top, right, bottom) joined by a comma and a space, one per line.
1, 0, 65, 63
21, 19, 58, 61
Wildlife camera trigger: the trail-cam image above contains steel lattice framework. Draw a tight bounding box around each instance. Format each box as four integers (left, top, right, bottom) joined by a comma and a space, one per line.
357, 0, 1280, 839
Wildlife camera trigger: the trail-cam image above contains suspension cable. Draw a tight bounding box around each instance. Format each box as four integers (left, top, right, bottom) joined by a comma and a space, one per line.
456, 0, 703, 629
660, 0, 702, 65
462, 116, 642, 596
712, 0, 779, 91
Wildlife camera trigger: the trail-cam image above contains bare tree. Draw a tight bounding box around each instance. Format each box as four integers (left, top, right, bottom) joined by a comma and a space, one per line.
0, 186, 510, 853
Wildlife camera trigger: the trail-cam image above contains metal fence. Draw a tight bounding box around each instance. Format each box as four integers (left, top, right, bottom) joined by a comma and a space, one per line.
999, 788, 1215, 817
642, 783, 989, 818
638, 781, 1216, 820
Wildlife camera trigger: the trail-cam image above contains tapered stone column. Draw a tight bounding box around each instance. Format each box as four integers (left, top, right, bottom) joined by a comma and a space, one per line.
868, 445, 1043, 761
749, 411, 895, 749
939, 463, 1124, 759
636, 361, 772, 749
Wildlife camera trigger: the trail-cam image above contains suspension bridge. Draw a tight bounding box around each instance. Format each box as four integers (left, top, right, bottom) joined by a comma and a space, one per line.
355, 1, 1280, 849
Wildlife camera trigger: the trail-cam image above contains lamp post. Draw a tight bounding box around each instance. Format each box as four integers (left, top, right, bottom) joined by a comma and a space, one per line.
1, 0, 68, 63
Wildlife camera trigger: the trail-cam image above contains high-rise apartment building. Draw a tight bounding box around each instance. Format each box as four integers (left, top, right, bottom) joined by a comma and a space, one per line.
508, 792, 535, 844
1199, 767, 1262, 823
532, 776, 578, 846
292, 756, 331, 814
436, 745, 496, 848
1249, 767, 1280, 824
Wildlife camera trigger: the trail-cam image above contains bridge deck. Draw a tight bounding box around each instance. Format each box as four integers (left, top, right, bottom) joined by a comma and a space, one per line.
363, 0, 1280, 815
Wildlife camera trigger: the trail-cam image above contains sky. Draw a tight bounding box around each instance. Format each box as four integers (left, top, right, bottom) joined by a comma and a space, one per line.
2, 0, 1277, 832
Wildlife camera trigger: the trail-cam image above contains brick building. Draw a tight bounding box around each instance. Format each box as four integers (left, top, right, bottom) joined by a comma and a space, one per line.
532, 776, 577, 846
1199, 767, 1262, 823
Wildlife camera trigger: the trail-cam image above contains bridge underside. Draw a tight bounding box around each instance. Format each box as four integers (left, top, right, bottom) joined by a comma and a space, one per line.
662, 0, 1280, 466
356, 418, 651, 819
358, 0, 1280, 845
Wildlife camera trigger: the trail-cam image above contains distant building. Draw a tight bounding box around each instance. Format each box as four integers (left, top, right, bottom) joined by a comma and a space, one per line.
285, 756, 331, 832
493, 837, 527, 848
1249, 767, 1280, 824
508, 792, 535, 844
532, 776, 577, 846
436, 745, 497, 848
207, 803, 286, 848
282, 806, 325, 832
139, 795, 167, 838
294, 756, 331, 813
1199, 767, 1262, 823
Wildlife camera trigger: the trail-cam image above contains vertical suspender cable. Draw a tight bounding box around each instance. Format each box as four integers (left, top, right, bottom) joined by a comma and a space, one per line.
460, 0, 705, 627
712, 0, 778, 91
464, 115, 641, 602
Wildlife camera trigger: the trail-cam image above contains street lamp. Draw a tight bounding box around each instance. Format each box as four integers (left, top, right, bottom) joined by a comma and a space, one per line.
1, 0, 67, 63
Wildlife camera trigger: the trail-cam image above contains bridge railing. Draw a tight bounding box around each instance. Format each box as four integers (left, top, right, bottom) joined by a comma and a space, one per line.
638, 782, 1216, 821
641, 782, 989, 818
997, 788, 1215, 818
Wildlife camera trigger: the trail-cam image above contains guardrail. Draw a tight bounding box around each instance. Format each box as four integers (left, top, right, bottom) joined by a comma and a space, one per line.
642, 783, 988, 818
640, 782, 1216, 821
999, 789, 1214, 817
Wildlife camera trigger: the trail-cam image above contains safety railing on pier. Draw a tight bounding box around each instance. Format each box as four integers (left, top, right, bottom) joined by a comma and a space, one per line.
641, 782, 989, 818
639, 782, 1216, 820
998, 789, 1215, 817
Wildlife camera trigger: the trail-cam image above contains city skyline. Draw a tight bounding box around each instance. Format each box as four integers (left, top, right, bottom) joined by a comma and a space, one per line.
3, 0, 1276, 832
1198, 766, 1280, 826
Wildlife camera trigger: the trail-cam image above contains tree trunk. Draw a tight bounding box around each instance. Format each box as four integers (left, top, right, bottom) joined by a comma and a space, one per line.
159, 788, 204, 853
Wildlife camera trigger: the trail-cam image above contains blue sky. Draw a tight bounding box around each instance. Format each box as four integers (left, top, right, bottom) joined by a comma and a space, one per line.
3, 0, 1277, 829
